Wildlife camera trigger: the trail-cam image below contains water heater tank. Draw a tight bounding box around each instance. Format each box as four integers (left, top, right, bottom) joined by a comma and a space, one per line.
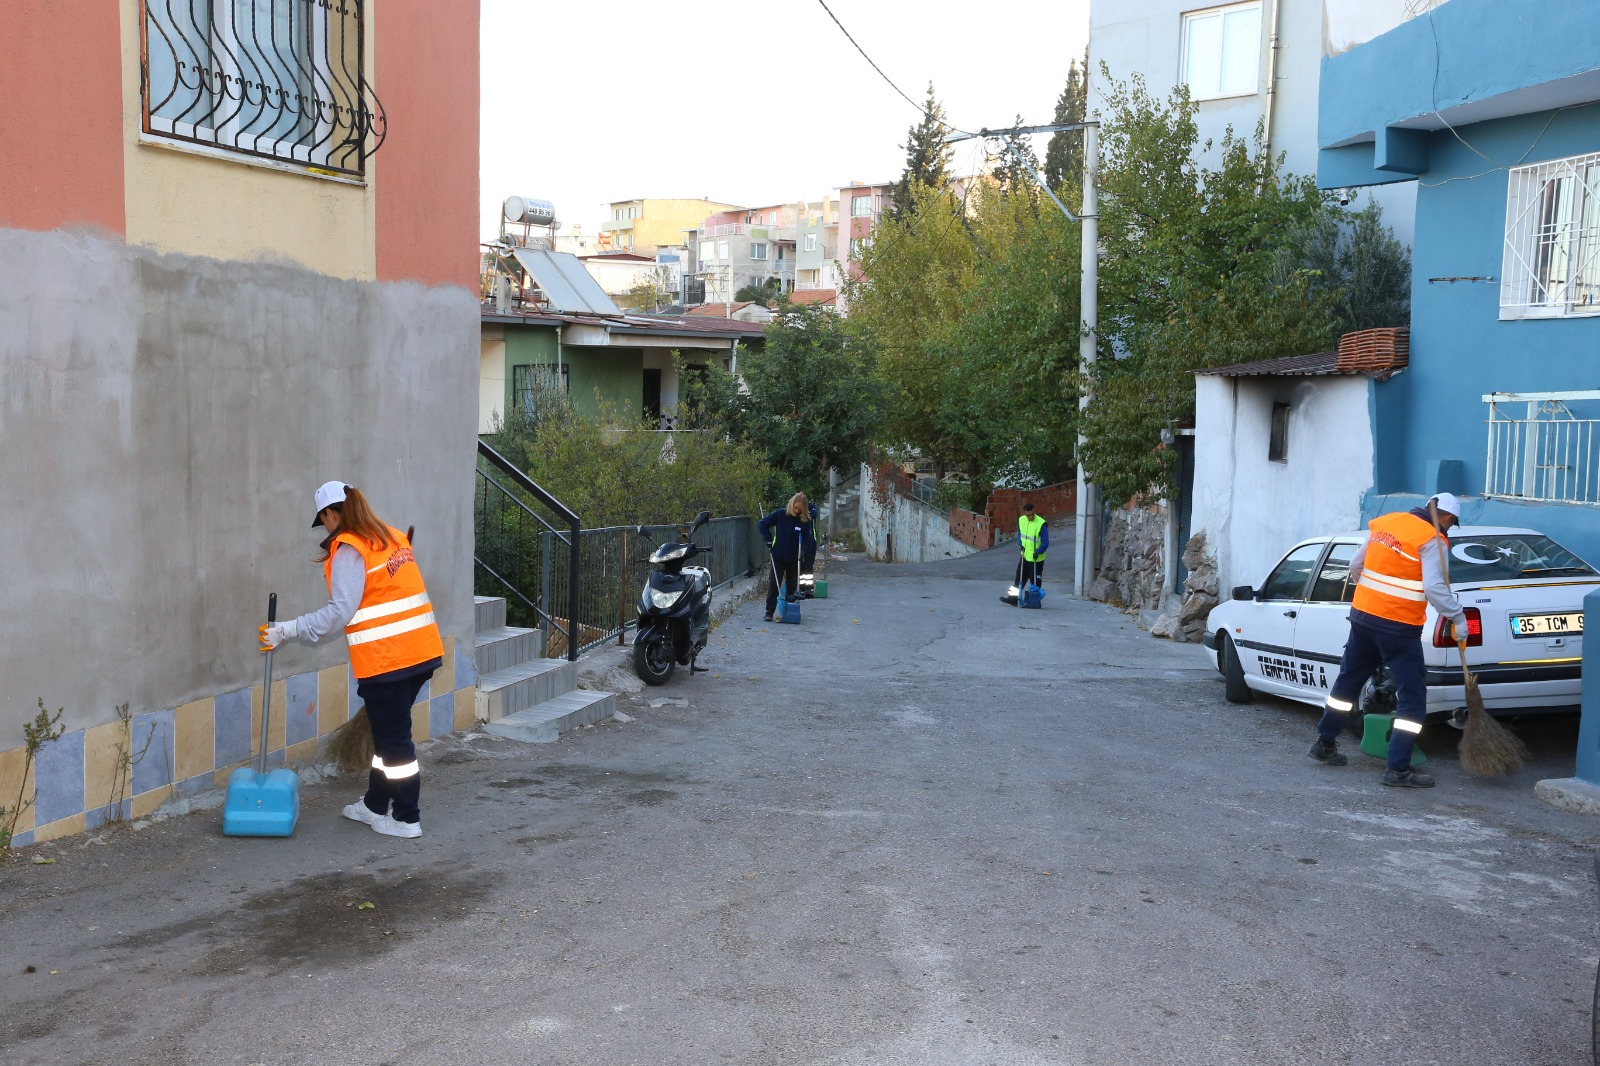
503, 196, 556, 226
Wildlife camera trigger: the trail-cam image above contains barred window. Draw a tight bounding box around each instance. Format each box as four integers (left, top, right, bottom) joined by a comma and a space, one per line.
512, 364, 569, 410
1501, 151, 1600, 319
141, 0, 386, 178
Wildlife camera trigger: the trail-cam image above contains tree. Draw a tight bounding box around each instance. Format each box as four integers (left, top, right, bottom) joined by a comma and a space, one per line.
684, 305, 885, 500
889, 83, 955, 221
1080, 70, 1342, 504
1043, 53, 1088, 194
1280, 199, 1410, 334
845, 182, 978, 460
734, 277, 784, 307
619, 266, 674, 312
990, 113, 1042, 214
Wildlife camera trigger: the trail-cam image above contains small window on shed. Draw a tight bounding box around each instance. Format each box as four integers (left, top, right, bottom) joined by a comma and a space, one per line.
1268, 402, 1290, 462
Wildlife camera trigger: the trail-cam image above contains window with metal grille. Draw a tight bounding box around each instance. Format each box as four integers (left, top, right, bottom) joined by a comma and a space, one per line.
141, 0, 386, 178
512, 364, 569, 410
1500, 151, 1600, 319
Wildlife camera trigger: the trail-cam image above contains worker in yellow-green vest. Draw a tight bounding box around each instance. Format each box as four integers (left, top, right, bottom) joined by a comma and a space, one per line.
1006, 502, 1048, 601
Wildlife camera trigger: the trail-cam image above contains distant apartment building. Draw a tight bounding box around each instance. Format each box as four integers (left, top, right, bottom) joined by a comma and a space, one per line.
795, 198, 841, 299
691, 203, 805, 303
599, 197, 740, 255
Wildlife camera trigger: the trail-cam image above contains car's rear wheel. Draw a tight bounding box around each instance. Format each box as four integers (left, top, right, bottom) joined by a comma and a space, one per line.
1220, 635, 1253, 704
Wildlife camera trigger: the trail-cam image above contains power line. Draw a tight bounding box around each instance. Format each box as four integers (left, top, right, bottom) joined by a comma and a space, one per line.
813, 0, 971, 138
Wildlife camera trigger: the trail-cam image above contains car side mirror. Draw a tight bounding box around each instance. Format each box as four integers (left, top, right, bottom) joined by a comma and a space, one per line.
1231, 585, 1255, 601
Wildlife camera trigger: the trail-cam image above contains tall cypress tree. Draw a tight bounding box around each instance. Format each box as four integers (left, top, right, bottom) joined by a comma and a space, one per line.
1044, 53, 1088, 193
889, 83, 955, 221
991, 113, 1042, 196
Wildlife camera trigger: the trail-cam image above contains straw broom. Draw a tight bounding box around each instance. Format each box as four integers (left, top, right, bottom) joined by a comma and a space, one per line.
1431, 504, 1527, 777
323, 523, 417, 775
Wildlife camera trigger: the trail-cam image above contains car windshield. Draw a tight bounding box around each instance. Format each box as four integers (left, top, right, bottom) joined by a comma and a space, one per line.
1446, 534, 1597, 582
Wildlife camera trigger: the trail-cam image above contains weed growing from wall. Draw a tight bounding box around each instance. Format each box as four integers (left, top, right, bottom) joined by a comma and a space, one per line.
0, 700, 67, 858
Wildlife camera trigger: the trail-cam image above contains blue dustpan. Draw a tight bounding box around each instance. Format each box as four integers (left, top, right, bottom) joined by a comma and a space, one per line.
225, 593, 300, 837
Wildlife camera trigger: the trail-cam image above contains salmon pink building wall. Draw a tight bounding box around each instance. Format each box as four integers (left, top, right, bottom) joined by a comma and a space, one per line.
375, 0, 480, 290
0, 2, 125, 234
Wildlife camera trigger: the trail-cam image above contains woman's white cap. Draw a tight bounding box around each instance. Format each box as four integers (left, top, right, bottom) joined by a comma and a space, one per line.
312, 480, 348, 527
1428, 492, 1462, 519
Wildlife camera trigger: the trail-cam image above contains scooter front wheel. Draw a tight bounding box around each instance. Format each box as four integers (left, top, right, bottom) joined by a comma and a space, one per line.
634, 635, 676, 685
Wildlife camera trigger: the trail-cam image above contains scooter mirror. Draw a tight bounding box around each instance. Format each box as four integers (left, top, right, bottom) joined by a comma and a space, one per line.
635, 525, 649, 537
691, 510, 711, 531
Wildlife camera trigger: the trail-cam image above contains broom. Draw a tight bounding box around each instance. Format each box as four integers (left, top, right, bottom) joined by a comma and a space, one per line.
1430, 504, 1527, 778
324, 523, 416, 775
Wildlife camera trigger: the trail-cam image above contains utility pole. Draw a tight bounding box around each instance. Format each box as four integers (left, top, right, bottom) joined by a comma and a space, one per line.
944, 120, 1100, 597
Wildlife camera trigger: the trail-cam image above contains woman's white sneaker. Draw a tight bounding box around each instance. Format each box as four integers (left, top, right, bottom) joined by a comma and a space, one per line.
371, 814, 422, 838
342, 799, 386, 826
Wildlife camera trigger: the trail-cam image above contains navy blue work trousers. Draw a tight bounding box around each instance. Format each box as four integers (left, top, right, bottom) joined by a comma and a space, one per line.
1316, 618, 1426, 772
356, 671, 432, 823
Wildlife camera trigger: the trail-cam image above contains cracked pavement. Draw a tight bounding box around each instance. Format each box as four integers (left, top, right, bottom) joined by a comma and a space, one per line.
2, 547, 1597, 1065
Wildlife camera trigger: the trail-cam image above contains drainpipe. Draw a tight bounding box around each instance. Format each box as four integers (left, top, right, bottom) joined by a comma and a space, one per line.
1262, 0, 1282, 160
555, 326, 563, 382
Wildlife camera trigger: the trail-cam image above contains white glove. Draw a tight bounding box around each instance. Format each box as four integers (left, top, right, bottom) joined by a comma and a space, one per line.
258, 618, 299, 652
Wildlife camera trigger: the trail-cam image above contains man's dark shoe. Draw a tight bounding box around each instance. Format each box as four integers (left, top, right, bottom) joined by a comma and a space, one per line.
762, 612, 774, 622
1382, 768, 1436, 788
1307, 738, 1347, 766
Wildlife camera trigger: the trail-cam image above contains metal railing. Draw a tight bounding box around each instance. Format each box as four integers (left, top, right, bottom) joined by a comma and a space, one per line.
571, 518, 759, 650
475, 441, 759, 658
475, 440, 582, 660
1484, 391, 1600, 505
140, 0, 386, 178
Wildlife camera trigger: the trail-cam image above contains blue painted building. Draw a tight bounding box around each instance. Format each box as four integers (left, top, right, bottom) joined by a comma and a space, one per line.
1318, 0, 1600, 564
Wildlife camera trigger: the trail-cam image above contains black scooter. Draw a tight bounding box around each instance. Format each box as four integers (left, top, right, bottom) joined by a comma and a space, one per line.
632, 510, 715, 685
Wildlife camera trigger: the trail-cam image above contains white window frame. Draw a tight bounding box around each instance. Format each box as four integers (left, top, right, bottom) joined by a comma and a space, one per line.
1180, 1, 1262, 102
850, 196, 874, 217
751, 242, 768, 261
804, 232, 818, 252
1501, 151, 1600, 320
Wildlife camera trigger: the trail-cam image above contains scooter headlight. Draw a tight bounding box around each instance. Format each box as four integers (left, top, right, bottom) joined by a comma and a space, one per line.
648, 587, 685, 609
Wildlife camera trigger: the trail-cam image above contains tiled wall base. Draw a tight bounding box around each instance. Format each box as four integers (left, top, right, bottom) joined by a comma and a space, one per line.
0, 637, 479, 849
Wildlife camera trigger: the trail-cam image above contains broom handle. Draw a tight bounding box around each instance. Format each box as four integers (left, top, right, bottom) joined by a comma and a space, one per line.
258, 592, 276, 775
1427, 503, 1473, 686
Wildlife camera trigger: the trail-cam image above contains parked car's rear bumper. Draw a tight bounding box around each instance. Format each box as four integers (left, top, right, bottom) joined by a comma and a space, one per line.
1421, 661, 1582, 717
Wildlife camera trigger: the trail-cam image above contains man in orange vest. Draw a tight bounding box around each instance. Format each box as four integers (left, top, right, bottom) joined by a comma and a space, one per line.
1307, 493, 1468, 787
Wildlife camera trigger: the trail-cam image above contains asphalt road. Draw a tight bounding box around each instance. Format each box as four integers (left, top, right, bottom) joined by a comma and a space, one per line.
3, 547, 1598, 1065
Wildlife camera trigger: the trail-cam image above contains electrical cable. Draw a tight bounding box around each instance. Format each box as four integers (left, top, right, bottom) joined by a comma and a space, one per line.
812, 0, 974, 139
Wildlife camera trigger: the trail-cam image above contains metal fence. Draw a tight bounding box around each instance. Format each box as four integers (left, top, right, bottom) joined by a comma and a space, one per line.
1484, 390, 1600, 505
475, 440, 759, 659
551, 518, 759, 654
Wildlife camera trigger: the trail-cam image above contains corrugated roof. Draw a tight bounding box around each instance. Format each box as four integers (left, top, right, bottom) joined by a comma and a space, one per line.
1197, 351, 1345, 377
511, 248, 621, 315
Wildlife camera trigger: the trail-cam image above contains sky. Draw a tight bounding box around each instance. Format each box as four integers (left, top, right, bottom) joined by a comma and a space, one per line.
478, 0, 1091, 242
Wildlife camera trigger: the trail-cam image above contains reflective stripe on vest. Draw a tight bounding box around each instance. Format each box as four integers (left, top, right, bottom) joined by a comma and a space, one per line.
325, 525, 444, 679
1350, 512, 1439, 627
1019, 514, 1045, 562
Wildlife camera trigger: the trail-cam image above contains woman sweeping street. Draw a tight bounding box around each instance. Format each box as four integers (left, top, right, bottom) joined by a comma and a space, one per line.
257, 481, 443, 838
759, 492, 816, 622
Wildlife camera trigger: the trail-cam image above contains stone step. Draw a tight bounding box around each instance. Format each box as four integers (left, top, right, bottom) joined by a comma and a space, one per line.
482, 689, 618, 745
476, 658, 577, 721
474, 625, 541, 676
474, 595, 506, 633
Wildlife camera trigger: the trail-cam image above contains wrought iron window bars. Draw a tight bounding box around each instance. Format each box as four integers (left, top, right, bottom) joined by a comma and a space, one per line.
140, 0, 386, 178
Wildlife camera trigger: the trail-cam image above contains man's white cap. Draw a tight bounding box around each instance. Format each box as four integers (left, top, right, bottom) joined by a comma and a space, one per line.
1428, 492, 1462, 519
312, 480, 348, 528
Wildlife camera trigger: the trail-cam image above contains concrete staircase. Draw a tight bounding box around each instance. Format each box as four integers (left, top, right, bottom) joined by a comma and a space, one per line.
473, 596, 615, 744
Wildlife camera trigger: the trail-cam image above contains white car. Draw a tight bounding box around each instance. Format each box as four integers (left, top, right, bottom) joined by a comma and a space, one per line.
1202, 526, 1595, 721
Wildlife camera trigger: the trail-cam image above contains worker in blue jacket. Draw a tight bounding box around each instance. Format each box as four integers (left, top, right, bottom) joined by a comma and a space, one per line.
759, 493, 816, 622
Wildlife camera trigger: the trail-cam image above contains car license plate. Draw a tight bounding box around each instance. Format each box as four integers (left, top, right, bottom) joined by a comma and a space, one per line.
1509, 612, 1584, 637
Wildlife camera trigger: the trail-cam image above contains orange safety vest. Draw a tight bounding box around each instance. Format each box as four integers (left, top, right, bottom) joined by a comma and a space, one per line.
1351, 511, 1439, 627
324, 525, 443, 679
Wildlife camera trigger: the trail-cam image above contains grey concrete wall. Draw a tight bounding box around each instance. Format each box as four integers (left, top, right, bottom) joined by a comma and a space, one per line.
0, 228, 479, 736
858, 465, 976, 564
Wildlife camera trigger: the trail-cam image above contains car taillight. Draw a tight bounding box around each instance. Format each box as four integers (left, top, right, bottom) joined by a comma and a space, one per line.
1433, 607, 1482, 648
